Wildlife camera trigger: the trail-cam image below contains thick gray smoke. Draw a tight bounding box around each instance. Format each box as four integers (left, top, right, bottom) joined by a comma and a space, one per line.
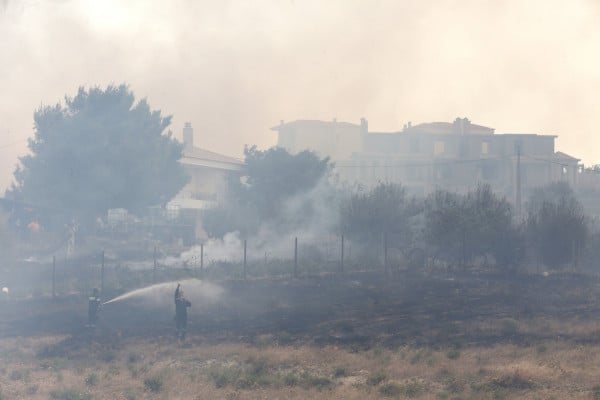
173, 176, 343, 265
2, 0, 600, 193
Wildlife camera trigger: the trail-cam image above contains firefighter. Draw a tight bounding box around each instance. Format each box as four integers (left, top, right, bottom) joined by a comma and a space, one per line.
175, 289, 191, 339
174, 283, 181, 305
88, 288, 101, 327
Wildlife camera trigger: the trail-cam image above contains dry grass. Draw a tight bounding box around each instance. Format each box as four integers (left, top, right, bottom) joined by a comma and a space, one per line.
2, 328, 600, 400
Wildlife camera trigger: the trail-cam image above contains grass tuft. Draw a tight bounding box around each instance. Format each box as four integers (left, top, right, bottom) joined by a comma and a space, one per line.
49, 388, 91, 400
446, 348, 461, 360
367, 371, 387, 386
84, 373, 98, 387
143, 375, 164, 393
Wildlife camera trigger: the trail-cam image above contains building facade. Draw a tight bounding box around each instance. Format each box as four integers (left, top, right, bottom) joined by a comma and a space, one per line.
273, 117, 581, 208
169, 122, 244, 239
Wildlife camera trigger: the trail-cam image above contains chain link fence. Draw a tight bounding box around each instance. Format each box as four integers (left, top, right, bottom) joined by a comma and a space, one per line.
2, 234, 424, 299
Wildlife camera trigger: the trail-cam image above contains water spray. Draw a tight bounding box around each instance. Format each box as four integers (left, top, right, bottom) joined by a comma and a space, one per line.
102, 278, 224, 305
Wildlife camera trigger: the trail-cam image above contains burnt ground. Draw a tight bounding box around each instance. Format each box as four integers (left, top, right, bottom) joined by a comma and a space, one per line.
2, 269, 600, 353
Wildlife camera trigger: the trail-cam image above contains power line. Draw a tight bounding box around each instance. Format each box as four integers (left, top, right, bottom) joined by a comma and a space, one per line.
522, 154, 571, 168
334, 155, 512, 168
0, 138, 27, 150
334, 154, 575, 169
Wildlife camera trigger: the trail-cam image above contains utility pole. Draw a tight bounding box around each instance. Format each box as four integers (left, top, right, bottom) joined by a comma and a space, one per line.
516, 143, 522, 219
200, 243, 204, 279
243, 239, 247, 280
153, 246, 157, 284
52, 255, 56, 299
340, 235, 344, 273
101, 250, 105, 295
294, 237, 298, 278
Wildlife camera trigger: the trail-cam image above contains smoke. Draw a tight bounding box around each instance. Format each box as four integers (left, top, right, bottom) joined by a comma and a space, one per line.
3, 0, 600, 193
176, 232, 245, 264
170, 176, 343, 265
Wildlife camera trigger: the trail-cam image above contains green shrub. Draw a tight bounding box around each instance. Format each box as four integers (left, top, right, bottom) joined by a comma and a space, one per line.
49, 388, 92, 400
399, 380, 426, 397
209, 366, 241, 388
300, 372, 333, 390
125, 391, 137, 400
144, 376, 164, 393
367, 371, 387, 386
334, 366, 348, 378
283, 373, 299, 386
26, 384, 39, 395
536, 344, 547, 354
446, 349, 461, 360
380, 383, 402, 397
39, 357, 69, 371
410, 348, 433, 365
128, 352, 142, 363
84, 373, 98, 387
10, 369, 29, 381
100, 351, 117, 363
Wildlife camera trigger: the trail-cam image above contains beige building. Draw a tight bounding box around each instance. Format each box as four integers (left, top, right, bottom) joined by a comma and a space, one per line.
274, 118, 366, 161
273, 117, 581, 209
169, 122, 243, 238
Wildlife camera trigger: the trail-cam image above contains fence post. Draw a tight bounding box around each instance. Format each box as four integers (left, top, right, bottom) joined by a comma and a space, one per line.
383, 232, 388, 276
200, 243, 204, 279
294, 237, 298, 278
243, 239, 247, 280
341, 235, 345, 273
52, 255, 56, 299
153, 246, 157, 284
101, 250, 105, 295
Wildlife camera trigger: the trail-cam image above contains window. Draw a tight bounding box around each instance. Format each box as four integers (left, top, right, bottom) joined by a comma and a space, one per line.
434, 140, 445, 155
410, 137, 420, 153
481, 141, 489, 155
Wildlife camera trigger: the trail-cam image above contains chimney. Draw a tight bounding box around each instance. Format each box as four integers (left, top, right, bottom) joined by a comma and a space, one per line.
360, 117, 368, 135
183, 122, 193, 148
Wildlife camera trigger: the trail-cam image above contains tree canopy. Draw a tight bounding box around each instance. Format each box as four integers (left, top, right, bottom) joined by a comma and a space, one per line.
425, 184, 522, 267
340, 182, 421, 248
9, 84, 187, 229
526, 182, 587, 268
203, 146, 333, 237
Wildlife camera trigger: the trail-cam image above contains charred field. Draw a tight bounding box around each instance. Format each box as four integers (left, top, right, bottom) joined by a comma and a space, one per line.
2, 269, 600, 399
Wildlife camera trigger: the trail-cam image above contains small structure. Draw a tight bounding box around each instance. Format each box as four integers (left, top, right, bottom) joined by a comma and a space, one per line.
169, 123, 244, 240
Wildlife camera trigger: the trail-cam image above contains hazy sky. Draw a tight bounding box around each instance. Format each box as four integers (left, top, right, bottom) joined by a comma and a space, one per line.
2, 0, 600, 191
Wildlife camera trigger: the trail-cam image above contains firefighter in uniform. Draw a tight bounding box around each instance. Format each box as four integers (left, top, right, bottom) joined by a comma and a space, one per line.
175, 288, 191, 339
88, 288, 101, 327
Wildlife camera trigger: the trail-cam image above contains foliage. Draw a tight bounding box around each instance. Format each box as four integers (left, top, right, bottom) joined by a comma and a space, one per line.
0, 212, 15, 268
526, 182, 587, 268
367, 371, 388, 386
9, 84, 187, 230
143, 375, 163, 392
333, 366, 348, 378
84, 373, 98, 387
425, 184, 522, 267
340, 182, 421, 248
49, 388, 91, 400
446, 349, 461, 360
203, 146, 332, 237
379, 380, 425, 397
